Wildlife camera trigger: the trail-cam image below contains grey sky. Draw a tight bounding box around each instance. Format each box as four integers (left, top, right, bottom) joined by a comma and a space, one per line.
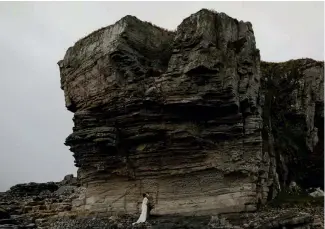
0, 1, 323, 191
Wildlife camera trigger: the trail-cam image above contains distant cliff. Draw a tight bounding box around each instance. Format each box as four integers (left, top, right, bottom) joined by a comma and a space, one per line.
57, 9, 324, 215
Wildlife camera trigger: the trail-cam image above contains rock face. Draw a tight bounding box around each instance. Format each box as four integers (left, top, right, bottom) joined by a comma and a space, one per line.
261, 59, 324, 193
58, 9, 263, 215
58, 9, 324, 215
0, 180, 323, 229
0, 175, 80, 229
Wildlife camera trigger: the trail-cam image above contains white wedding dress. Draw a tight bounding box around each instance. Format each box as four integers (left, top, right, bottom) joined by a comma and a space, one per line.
132, 197, 148, 225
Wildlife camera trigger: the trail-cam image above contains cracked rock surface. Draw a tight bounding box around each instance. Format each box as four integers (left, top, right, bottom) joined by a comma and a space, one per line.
58, 8, 324, 216
59, 8, 264, 216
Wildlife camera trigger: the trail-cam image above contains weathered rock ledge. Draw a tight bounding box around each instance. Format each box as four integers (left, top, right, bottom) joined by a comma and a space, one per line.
57, 9, 324, 216
1, 180, 323, 229
58, 8, 264, 215
0, 175, 81, 229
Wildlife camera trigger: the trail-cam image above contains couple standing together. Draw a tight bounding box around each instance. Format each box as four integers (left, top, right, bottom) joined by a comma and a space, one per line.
132, 193, 154, 225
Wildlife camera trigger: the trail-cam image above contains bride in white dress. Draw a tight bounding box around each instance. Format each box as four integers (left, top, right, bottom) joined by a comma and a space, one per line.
132, 193, 149, 225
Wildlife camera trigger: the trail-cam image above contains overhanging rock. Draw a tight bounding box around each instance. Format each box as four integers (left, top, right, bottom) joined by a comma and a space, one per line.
59, 9, 278, 215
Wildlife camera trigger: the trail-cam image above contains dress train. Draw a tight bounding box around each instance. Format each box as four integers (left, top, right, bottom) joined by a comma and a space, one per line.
132, 197, 148, 225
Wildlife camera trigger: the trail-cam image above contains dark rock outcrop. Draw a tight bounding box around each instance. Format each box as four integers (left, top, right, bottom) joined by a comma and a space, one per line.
261, 59, 324, 192
57, 9, 324, 215
0, 207, 10, 220
8, 182, 59, 197
0, 176, 80, 229
59, 8, 264, 215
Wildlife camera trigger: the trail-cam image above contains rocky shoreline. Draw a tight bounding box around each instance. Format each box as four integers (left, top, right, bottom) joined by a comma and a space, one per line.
1, 8, 324, 229
0, 178, 323, 229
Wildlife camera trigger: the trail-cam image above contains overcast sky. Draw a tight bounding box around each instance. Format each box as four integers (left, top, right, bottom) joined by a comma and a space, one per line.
0, 1, 323, 191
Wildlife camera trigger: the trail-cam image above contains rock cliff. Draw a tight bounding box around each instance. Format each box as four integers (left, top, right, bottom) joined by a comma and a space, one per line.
57, 9, 324, 216
261, 59, 324, 192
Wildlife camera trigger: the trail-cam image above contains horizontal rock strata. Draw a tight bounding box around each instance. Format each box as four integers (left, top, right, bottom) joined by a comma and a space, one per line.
261, 59, 324, 191
59, 9, 264, 215
0, 175, 80, 229
58, 8, 324, 215
1, 182, 323, 229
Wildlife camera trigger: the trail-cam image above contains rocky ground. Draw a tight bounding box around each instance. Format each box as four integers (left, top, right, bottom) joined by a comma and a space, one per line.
0, 178, 323, 229
43, 207, 324, 229
0, 175, 80, 229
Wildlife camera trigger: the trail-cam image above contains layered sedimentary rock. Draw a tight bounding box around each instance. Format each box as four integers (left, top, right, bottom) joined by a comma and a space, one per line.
261, 59, 324, 192
58, 9, 264, 215
0, 175, 80, 229
58, 8, 324, 215
1, 178, 323, 229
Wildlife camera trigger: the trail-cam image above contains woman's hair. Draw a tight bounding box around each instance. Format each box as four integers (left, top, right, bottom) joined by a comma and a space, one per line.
143, 193, 148, 197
